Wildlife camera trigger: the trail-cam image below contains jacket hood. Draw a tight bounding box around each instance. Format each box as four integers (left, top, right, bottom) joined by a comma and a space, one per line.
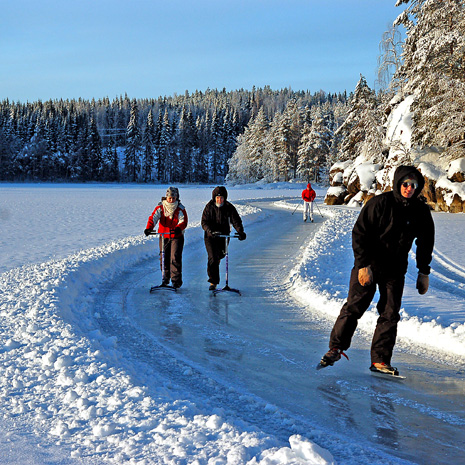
307, 183, 312, 189
212, 186, 228, 201
392, 165, 424, 201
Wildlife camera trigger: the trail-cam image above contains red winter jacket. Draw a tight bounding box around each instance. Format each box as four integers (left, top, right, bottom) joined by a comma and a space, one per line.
302, 184, 316, 202
146, 201, 188, 239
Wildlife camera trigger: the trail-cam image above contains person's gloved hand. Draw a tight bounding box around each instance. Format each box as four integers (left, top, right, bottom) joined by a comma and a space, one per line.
416, 273, 429, 294
144, 229, 152, 236
174, 227, 181, 235
238, 231, 247, 241
358, 266, 373, 286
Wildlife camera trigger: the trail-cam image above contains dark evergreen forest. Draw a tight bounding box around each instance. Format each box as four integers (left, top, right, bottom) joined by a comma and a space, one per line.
0, 87, 348, 183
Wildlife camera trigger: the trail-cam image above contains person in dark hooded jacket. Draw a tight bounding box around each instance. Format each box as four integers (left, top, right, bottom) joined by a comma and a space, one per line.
319, 165, 435, 375
201, 186, 246, 290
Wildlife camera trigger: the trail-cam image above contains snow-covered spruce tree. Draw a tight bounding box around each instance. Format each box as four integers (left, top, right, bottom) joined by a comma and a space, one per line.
101, 103, 119, 182
335, 75, 381, 162
142, 109, 155, 183
223, 107, 239, 170
297, 115, 331, 182
157, 108, 172, 183
280, 99, 304, 178
124, 99, 141, 182
262, 112, 283, 182
176, 107, 197, 183
153, 109, 164, 181
395, 0, 465, 160
296, 122, 314, 181
88, 115, 103, 181
0, 109, 21, 180
246, 108, 269, 181
226, 132, 251, 184
194, 114, 208, 183
169, 111, 183, 183
209, 110, 224, 183
70, 115, 89, 181
226, 108, 269, 183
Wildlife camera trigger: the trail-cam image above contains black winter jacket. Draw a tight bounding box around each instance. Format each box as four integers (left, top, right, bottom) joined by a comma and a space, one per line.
352, 165, 434, 276
201, 186, 245, 237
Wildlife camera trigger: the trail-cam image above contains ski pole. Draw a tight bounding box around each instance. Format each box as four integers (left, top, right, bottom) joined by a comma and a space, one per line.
315, 201, 323, 218
291, 202, 300, 215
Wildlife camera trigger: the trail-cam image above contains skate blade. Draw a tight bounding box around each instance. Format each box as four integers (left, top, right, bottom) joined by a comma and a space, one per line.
369, 367, 405, 380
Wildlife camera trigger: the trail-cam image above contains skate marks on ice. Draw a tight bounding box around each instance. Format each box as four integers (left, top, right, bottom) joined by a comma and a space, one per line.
92, 255, 404, 465
93, 200, 465, 465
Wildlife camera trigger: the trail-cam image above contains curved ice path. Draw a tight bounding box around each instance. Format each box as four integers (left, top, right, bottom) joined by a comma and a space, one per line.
1, 198, 464, 464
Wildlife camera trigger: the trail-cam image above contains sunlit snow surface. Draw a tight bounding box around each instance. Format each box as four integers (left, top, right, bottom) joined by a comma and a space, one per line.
0, 183, 464, 464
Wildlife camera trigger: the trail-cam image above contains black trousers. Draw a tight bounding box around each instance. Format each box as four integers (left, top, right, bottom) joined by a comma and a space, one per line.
204, 236, 227, 285
329, 267, 405, 364
159, 235, 184, 286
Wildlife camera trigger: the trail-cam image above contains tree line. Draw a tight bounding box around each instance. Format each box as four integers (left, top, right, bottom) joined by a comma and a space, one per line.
0, 87, 348, 183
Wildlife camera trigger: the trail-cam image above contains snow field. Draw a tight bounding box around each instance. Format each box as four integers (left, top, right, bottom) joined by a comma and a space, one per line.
0, 184, 336, 464
1, 183, 464, 464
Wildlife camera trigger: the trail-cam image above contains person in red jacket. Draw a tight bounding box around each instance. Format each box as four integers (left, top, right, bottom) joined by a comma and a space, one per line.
144, 187, 188, 289
301, 183, 316, 222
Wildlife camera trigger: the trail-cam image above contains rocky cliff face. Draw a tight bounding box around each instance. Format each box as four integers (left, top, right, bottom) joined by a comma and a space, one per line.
325, 157, 465, 213
325, 95, 465, 213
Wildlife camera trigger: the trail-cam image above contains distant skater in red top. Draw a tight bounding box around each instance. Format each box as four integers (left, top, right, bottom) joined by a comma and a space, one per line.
301, 183, 316, 222
144, 187, 188, 289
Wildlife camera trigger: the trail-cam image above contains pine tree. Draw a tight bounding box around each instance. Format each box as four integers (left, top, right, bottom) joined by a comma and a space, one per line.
281, 99, 303, 178
395, 0, 465, 159
263, 112, 284, 182
158, 108, 171, 182
142, 109, 155, 182
297, 116, 331, 182
88, 115, 102, 180
210, 110, 225, 182
194, 114, 208, 183
246, 108, 269, 181
275, 112, 292, 181
153, 108, 164, 181
102, 103, 119, 181
336, 75, 379, 161
124, 99, 141, 182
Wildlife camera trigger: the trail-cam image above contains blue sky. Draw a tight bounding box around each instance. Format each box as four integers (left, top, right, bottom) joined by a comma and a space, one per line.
2, 0, 405, 102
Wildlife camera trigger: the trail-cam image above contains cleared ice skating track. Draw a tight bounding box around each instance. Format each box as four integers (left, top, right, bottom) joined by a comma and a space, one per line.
94, 200, 465, 465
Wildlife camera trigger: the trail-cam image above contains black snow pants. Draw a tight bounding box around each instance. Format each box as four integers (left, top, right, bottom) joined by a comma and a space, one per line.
159, 235, 184, 286
329, 267, 405, 364
204, 235, 228, 285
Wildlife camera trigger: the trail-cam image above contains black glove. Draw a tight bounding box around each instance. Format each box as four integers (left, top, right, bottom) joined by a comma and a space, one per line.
416, 273, 429, 295
211, 231, 220, 237
174, 227, 181, 235
238, 231, 246, 241
144, 229, 152, 236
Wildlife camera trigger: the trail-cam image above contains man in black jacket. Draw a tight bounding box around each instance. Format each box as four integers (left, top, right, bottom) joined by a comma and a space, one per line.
319, 165, 435, 375
201, 186, 246, 290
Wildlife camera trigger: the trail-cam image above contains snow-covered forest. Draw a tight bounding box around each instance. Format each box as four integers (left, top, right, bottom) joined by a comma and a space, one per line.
1, 0, 464, 208
0, 88, 348, 184
228, 0, 465, 212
